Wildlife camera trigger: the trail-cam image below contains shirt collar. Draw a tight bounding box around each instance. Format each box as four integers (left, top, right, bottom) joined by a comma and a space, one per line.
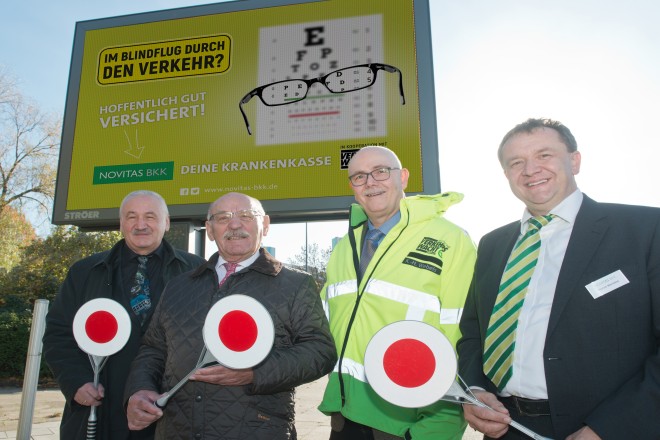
123, 241, 164, 261
368, 210, 401, 236
520, 189, 583, 233
215, 248, 261, 272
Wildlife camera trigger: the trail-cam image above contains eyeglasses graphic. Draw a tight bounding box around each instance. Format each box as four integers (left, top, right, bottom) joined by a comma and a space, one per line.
238, 63, 405, 135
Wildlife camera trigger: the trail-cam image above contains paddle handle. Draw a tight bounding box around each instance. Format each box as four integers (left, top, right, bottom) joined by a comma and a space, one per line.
86, 362, 103, 440
509, 418, 553, 440
156, 346, 219, 408
86, 406, 97, 439
462, 393, 553, 440
155, 367, 197, 408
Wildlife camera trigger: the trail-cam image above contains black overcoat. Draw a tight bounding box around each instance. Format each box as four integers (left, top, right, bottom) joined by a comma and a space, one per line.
43, 238, 205, 440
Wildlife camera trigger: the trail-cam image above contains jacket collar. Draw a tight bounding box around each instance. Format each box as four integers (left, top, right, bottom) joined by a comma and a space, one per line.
91, 238, 182, 285
348, 192, 465, 230
98, 238, 181, 265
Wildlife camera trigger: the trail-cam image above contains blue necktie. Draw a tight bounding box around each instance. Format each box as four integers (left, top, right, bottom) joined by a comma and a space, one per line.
359, 229, 384, 276
130, 255, 152, 321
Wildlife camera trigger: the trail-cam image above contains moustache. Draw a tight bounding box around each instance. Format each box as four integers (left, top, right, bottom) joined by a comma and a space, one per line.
223, 231, 250, 240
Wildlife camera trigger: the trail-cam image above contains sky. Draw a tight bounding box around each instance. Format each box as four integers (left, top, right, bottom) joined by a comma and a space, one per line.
2, 0, 659, 262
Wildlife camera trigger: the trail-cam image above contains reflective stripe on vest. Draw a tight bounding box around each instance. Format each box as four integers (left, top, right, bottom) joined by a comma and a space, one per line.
332, 356, 367, 383
326, 279, 463, 324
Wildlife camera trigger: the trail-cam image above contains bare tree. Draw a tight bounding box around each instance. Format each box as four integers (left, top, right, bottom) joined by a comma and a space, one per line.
0, 66, 19, 106
0, 67, 60, 227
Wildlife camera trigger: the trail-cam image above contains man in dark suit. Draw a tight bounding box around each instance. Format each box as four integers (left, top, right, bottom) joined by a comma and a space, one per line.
457, 118, 660, 439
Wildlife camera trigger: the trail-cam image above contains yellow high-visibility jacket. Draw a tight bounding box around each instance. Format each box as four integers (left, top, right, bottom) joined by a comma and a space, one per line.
319, 193, 477, 440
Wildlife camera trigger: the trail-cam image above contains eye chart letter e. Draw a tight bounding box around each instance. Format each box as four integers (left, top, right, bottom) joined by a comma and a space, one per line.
256, 15, 384, 145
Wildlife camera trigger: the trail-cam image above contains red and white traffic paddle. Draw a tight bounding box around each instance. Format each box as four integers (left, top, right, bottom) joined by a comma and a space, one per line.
364, 321, 553, 440
155, 294, 274, 408
73, 298, 131, 440
364, 320, 456, 408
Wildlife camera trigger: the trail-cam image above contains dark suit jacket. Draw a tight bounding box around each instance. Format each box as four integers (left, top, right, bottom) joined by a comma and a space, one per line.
458, 195, 660, 439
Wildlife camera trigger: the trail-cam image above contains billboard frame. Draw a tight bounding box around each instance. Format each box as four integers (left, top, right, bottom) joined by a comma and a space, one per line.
52, 0, 439, 228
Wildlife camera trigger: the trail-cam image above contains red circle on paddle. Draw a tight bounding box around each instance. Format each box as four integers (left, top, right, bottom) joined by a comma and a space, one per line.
73, 298, 132, 357
218, 310, 258, 352
383, 338, 436, 388
204, 294, 275, 369
85, 310, 119, 344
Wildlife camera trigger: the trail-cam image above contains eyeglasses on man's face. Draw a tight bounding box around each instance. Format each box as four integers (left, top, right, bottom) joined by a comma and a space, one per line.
208, 209, 263, 224
239, 63, 405, 135
348, 167, 400, 187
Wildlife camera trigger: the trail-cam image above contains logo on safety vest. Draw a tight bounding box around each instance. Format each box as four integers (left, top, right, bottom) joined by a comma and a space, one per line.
402, 237, 448, 275
416, 237, 449, 258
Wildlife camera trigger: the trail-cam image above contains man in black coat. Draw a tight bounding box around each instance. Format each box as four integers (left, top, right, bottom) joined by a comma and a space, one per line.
43, 190, 205, 440
458, 118, 660, 439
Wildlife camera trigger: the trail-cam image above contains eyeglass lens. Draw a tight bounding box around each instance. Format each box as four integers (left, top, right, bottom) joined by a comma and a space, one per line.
262, 80, 308, 105
324, 66, 375, 93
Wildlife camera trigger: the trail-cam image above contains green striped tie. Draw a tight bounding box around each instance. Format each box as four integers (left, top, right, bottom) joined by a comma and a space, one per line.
483, 214, 554, 389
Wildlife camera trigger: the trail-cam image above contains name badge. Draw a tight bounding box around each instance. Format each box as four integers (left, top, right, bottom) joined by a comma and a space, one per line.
585, 270, 629, 299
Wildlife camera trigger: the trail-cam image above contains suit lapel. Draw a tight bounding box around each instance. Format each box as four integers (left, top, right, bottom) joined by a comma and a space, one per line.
546, 196, 608, 338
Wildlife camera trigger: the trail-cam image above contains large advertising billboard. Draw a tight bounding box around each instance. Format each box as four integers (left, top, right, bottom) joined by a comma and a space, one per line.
53, 0, 439, 228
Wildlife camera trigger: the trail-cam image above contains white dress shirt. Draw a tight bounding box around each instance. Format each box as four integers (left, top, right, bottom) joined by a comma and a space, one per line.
214, 249, 261, 281
502, 190, 583, 399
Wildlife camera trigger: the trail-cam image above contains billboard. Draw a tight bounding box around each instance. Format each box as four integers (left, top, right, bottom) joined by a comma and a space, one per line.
53, 0, 439, 228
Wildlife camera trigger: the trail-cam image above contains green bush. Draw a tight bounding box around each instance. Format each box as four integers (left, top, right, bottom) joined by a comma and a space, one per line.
0, 300, 51, 381
0, 227, 122, 383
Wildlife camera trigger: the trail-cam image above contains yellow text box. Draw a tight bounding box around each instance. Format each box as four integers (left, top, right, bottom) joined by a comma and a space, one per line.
98, 34, 231, 85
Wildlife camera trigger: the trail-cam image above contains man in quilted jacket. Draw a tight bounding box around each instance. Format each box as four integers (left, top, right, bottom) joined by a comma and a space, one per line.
125, 192, 337, 440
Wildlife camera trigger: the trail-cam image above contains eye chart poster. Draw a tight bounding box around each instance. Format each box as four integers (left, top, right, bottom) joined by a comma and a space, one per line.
54, 0, 439, 227
255, 15, 385, 145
